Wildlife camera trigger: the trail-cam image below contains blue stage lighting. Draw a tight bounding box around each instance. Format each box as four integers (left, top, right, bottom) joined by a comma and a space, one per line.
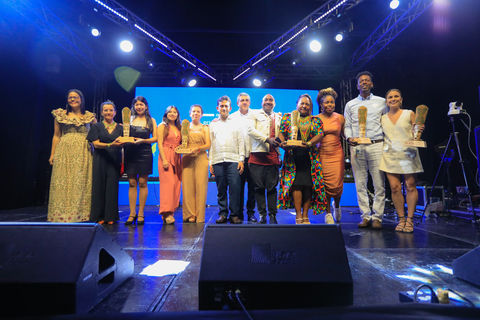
91, 28, 101, 37
309, 40, 322, 52
120, 40, 133, 52
335, 33, 344, 42
390, 0, 400, 9
253, 79, 262, 87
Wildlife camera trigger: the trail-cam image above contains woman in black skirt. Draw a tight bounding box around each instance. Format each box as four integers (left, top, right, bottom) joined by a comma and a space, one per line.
87, 100, 125, 224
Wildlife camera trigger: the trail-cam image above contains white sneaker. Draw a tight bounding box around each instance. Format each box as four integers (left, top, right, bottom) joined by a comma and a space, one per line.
333, 206, 342, 222
325, 213, 334, 224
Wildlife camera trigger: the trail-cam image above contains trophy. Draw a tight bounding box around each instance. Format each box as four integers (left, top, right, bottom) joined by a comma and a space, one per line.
405, 105, 428, 148
175, 119, 193, 154
118, 107, 135, 143
285, 110, 303, 146
357, 106, 372, 144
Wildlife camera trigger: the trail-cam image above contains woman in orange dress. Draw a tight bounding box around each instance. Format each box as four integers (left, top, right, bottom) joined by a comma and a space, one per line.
157, 106, 182, 224
182, 105, 211, 223
316, 88, 345, 224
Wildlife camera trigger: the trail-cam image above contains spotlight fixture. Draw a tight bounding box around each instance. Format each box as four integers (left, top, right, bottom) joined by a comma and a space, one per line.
253, 78, 262, 87
291, 49, 305, 66
262, 67, 275, 83
120, 40, 133, 52
390, 0, 400, 9
309, 40, 322, 52
188, 78, 197, 87
147, 61, 155, 69
335, 32, 344, 42
91, 28, 101, 37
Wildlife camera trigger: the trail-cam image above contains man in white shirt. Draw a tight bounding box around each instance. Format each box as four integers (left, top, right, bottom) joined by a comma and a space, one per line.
344, 71, 387, 229
246, 94, 281, 224
210, 95, 245, 224
230, 92, 257, 223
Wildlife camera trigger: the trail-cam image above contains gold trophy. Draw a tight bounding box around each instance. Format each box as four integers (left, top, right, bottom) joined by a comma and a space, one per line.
405, 105, 428, 148
118, 107, 135, 143
357, 106, 371, 144
285, 110, 303, 146
175, 119, 193, 154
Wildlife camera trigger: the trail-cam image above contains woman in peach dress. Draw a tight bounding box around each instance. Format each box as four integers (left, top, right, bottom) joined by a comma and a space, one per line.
157, 106, 182, 224
316, 88, 345, 224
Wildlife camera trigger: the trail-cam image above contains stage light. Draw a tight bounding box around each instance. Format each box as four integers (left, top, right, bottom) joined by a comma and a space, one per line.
253, 78, 262, 87
390, 0, 400, 9
188, 79, 197, 87
120, 40, 133, 52
309, 40, 322, 52
148, 61, 155, 69
335, 33, 344, 42
91, 28, 101, 37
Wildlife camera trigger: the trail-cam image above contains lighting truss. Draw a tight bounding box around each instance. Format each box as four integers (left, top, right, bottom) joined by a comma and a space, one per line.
347, 0, 433, 74
3, 0, 103, 76
88, 0, 218, 82
232, 0, 365, 83
117, 63, 343, 82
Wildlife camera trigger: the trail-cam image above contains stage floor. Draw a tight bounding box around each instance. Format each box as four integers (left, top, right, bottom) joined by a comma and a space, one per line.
1, 205, 480, 313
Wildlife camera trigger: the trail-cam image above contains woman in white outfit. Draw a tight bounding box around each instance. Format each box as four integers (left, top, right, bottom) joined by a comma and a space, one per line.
379, 89, 424, 233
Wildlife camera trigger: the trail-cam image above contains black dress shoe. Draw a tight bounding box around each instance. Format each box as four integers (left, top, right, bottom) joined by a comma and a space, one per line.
247, 214, 257, 223
216, 216, 228, 224
269, 215, 278, 224
230, 216, 242, 224
258, 215, 267, 224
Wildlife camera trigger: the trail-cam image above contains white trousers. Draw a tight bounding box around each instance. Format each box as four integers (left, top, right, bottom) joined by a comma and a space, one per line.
350, 143, 385, 221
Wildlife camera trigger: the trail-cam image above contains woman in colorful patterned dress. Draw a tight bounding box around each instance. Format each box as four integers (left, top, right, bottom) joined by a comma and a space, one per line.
278, 94, 327, 224
316, 88, 345, 224
48, 89, 96, 222
157, 106, 182, 225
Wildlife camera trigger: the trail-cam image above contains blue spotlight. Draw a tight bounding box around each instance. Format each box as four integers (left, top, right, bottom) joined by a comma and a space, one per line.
91, 28, 101, 37
120, 40, 133, 52
390, 0, 400, 9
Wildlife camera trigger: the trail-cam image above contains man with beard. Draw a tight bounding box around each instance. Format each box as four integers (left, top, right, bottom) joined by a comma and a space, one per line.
230, 92, 257, 222
344, 71, 387, 229
246, 94, 281, 224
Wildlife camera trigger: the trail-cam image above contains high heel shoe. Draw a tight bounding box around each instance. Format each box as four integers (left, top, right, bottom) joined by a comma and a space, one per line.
125, 214, 137, 226
137, 215, 145, 226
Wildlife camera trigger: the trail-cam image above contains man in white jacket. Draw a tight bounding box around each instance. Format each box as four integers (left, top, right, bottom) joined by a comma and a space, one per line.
246, 94, 281, 224
210, 95, 245, 224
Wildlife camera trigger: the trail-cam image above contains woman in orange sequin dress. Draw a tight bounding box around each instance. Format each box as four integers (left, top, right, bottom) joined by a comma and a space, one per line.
316, 88, 345, 224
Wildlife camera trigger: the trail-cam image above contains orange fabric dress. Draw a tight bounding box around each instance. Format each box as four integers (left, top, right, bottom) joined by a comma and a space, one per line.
158, 125, 182, 215
318, 112, 344, 198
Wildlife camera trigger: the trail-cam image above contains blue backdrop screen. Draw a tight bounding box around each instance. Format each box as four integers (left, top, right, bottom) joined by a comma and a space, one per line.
134, 87, 319, 177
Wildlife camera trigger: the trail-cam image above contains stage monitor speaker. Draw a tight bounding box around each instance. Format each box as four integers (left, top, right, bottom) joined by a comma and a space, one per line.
199, 225, 353, 310
0, 223, 134, 316
475, 126, 480, 183
453, 246, 480, 287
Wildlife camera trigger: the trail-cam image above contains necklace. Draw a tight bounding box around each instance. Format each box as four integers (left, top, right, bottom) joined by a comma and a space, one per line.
298, 115, 311, 142
103, 120, 116, 132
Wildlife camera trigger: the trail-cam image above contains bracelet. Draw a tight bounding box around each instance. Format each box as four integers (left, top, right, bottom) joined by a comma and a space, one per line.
107, 143, 111, 148
306, 141, 312, 147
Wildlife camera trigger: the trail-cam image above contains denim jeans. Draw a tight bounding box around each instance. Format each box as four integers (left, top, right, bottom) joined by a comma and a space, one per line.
213, 162, 242, 217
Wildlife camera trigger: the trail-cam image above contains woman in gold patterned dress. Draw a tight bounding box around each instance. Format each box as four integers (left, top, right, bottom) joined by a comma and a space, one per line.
48, 89, 96, 222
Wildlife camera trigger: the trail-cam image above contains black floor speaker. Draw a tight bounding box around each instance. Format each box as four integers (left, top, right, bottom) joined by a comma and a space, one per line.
453, 246, 480, 287
199, 224, 353, 310
0, 223, 134, 316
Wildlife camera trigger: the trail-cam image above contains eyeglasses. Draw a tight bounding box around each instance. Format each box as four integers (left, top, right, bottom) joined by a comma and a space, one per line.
68, 96, 80, 101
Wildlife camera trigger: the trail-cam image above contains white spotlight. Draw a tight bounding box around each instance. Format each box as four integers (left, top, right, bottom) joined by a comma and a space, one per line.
188, 79, 197, 87
91, 28, 101, 37
390, 0, 400, 9
335, 33, 344, 42
120, 40, 133, 52
253, 78, 262, 87
309, 40, 322, 52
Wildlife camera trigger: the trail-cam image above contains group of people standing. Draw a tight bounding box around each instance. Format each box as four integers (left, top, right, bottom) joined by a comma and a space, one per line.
48, 70, 424, 233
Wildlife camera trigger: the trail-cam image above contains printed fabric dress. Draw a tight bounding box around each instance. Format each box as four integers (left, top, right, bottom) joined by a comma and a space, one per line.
379, 110, 424, 174
158, 125, 182, 215
278, 114, 327, 215
48, 108, 95, 222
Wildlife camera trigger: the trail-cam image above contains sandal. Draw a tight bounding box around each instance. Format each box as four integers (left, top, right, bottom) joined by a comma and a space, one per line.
186, 216, 196, 223
303, 217, 311, 224
395, 216, 406, 232
295, 218, 303, 225
403, 217, 414, 233
137, 214, 145, 226
163, 214, 175, 225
